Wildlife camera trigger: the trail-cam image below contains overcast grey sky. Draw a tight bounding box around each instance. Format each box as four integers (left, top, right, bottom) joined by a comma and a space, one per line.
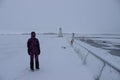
0, 0, 120, 34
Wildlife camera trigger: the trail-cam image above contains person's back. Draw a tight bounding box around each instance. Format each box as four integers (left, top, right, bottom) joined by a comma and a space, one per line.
27, 32, 40, 71
27, 37, 40, 55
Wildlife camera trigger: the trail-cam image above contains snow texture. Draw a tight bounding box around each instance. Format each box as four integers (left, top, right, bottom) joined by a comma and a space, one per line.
65, 34, 120, 80
0, 34, 94, 80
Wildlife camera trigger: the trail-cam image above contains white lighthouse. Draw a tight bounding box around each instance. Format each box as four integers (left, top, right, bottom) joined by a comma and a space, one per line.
58, 27, 63, 37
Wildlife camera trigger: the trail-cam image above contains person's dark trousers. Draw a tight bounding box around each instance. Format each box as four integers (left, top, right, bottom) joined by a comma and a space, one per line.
30, 54, 34, 70
30, 54, 39, 70
35, 54, 39, 69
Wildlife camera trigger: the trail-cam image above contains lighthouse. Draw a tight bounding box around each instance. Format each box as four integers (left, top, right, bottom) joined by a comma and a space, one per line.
58, 27, 63, 37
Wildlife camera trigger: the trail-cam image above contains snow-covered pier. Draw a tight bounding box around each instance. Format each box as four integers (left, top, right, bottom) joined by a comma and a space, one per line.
0, 34, 94, 80
65, 34, 120, 80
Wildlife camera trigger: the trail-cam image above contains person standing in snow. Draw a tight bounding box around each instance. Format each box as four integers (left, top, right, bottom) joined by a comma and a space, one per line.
27, 31, 41, 71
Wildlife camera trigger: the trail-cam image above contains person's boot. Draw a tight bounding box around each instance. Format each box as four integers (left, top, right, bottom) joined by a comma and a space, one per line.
36, 61, 39, 69
30, 61, 34, 71
30, 67, 34, 71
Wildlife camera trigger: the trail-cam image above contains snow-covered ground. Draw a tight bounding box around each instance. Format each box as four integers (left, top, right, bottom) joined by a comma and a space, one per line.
0, 34, 94, 80
65, 34, 120, 80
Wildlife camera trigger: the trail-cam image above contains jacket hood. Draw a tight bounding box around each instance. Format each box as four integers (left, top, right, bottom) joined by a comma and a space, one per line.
31, 32, 36, 38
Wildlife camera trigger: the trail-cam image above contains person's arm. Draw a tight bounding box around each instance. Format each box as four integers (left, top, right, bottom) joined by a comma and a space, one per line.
27, 39, 30, 55
37, 39, 41, 55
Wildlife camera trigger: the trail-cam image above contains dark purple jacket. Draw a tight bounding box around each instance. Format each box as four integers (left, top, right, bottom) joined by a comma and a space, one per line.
27, 37, 40, 55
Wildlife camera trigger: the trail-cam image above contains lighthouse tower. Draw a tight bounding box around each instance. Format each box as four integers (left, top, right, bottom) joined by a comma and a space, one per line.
58, 27, 63, 37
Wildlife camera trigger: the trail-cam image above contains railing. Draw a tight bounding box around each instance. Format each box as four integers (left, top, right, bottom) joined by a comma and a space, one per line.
65, 35, 120, 80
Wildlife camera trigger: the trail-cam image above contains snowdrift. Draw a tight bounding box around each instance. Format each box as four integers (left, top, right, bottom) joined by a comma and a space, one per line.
65, 34, 120, 80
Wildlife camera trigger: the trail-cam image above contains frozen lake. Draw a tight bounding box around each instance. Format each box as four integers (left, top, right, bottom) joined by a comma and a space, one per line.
75, 34, 120, 57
